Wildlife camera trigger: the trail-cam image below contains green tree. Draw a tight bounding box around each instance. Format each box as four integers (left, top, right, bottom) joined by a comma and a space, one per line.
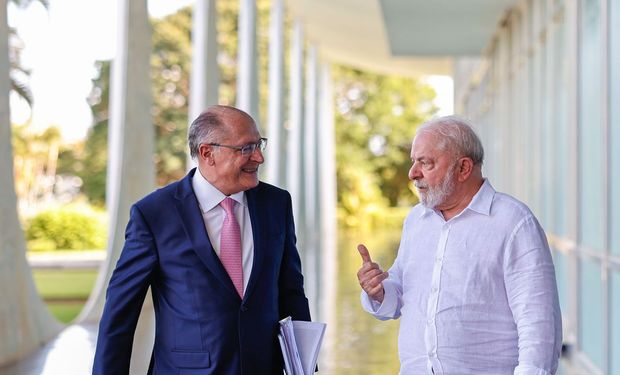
57, 61, 110, 206
12, 124, 63, 213
151, 9, 192, 186
333, 65, 437, 215
77, 2, 263, 197
9, 0, 49, 109
72, 2, 437, 221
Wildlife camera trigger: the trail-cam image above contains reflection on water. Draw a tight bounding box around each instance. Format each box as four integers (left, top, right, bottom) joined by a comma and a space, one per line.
322, 228, 403, 375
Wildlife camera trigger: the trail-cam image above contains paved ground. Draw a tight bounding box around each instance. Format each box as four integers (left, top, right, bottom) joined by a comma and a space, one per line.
0, 251, 154, 375
0, 252, 104, 374
0, 324, 98, 375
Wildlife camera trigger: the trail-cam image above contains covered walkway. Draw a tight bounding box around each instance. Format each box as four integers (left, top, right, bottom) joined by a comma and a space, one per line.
2, 0, 619, 374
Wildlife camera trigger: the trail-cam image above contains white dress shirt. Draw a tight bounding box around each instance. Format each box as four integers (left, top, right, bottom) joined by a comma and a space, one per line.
192, 172, 254, 290
362, 179, 562, 375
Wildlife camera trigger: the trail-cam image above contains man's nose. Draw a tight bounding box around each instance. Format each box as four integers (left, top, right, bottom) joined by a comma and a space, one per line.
408, 165, 420, 181
250, 148, 265, 163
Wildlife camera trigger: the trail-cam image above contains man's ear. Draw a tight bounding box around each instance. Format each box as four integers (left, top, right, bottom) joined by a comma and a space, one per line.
199, 144, 216, 166
457, 157, 474, 181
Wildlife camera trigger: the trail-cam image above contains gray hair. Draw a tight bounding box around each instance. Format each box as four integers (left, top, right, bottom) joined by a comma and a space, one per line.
188, 105, 257, 159
187, 111, 224, 159
417, 115, 484, 165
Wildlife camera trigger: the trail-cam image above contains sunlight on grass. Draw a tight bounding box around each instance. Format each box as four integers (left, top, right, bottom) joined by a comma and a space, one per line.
32, 269, 98, 299
45, 303, 86, 324
32, 269, 98, 323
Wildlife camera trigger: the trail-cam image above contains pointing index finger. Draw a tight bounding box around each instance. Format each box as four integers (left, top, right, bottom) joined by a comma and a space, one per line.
357, 244, 372, 264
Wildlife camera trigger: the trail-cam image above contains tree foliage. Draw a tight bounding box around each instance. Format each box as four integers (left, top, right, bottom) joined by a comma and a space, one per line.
333, 65, 437, 221
60, 2, 438, 223
8, 0, 50, 109
56, 61, 111, 206
12, 124, 63, 214
26, 204, 107, 251
151, 8, 192, 185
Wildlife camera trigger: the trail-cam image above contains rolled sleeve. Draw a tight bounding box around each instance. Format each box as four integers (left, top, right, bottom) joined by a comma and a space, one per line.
360, 279, 402, 320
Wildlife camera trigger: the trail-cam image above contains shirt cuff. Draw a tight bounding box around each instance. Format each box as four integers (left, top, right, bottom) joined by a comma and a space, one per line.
360, 280, 399, 319
513, 364, 553, 375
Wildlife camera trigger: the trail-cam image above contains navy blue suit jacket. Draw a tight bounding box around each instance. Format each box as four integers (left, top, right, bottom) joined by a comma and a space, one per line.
93, 169, 311, 374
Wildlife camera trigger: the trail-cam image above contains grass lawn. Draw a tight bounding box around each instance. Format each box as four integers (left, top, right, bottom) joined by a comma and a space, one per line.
46, 302, 87, 324
31, 269, 98, 323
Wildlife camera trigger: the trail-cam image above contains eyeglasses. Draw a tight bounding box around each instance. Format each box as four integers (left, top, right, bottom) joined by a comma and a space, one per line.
209, 137, 268, 156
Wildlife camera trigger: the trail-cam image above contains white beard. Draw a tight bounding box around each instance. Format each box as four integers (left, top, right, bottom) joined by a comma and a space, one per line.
415, 164, 457, 208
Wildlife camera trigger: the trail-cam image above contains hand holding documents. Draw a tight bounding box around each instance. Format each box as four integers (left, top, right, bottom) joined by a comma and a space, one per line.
278, 316, 326, 375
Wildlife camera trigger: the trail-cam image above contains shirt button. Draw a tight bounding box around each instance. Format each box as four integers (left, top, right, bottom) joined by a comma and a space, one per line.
431, 287, 438, 293
435, 257, 442, 263
429, 351, 436, 357
427, 318, 434, 324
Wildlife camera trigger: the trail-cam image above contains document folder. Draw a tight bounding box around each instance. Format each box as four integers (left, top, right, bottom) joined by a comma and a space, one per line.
278, 316, 326, 375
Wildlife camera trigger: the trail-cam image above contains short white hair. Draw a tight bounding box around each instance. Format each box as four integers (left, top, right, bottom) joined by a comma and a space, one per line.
417, 115, 484, 165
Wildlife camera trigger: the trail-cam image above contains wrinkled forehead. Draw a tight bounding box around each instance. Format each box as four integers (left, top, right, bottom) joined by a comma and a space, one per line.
410, 131, 444, 157
218, 113, 260, 140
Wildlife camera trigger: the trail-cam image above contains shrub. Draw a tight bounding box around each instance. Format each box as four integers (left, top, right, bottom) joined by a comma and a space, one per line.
26, 204, 107, 251
27, 238, 58, 252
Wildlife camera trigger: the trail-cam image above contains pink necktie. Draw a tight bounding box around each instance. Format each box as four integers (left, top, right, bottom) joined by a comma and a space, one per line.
220, 197, 243, 297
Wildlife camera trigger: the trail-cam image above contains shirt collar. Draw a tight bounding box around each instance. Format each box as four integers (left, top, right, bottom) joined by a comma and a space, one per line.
417, 178, 495, 218
466, 178, 494, 216
191, 170, 246, 213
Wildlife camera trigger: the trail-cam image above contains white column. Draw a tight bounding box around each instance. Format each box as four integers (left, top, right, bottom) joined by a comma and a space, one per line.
303, 45, 319, 318
78, 0, 155, 373
236, 0, 259, 120
188, 0, 219, 171
266, 0, 285, 186
318, 60, 337, 369
0, 0, 61, 365
287, 20, 304, 226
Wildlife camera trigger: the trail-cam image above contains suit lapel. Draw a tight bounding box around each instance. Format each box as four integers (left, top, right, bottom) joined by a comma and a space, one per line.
243, 186, 264, 301
175, 169, 239, 298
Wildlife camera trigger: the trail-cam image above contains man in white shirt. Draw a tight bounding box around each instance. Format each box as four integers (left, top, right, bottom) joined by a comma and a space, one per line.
357, 116, 562, 374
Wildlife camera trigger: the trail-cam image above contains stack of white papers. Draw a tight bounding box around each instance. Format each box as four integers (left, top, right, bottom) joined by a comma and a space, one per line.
278, 316, 326, 375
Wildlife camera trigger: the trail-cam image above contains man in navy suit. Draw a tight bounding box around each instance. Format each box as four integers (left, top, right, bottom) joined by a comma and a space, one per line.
93, 105, 311, 374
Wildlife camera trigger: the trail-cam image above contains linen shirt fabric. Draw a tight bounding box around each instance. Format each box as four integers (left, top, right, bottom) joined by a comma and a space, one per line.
361, 179, 562, 375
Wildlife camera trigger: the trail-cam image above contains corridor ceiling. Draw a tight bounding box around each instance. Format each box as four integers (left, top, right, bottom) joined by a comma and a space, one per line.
284, 0, 514, 77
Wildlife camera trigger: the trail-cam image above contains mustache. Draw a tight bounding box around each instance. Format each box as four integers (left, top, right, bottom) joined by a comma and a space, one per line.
414, 180, 428, 189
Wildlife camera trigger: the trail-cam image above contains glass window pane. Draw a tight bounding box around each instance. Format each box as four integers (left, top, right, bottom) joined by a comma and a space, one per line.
612, 272, 620, 375
579, 259, 604, 368
553, 19, 569, 236
553, 250, 568, 311
611, 0, 620, 255
579, 0, 605, 251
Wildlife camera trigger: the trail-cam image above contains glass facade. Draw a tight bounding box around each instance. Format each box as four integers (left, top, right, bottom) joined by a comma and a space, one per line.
454, 0, 618, 372
612, 0, 620, 256
612, 273, 620, 375
554, 251, 568, 311
579, 0, 605, 252
579, 259, 604, 367
553, 9, 569, 237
